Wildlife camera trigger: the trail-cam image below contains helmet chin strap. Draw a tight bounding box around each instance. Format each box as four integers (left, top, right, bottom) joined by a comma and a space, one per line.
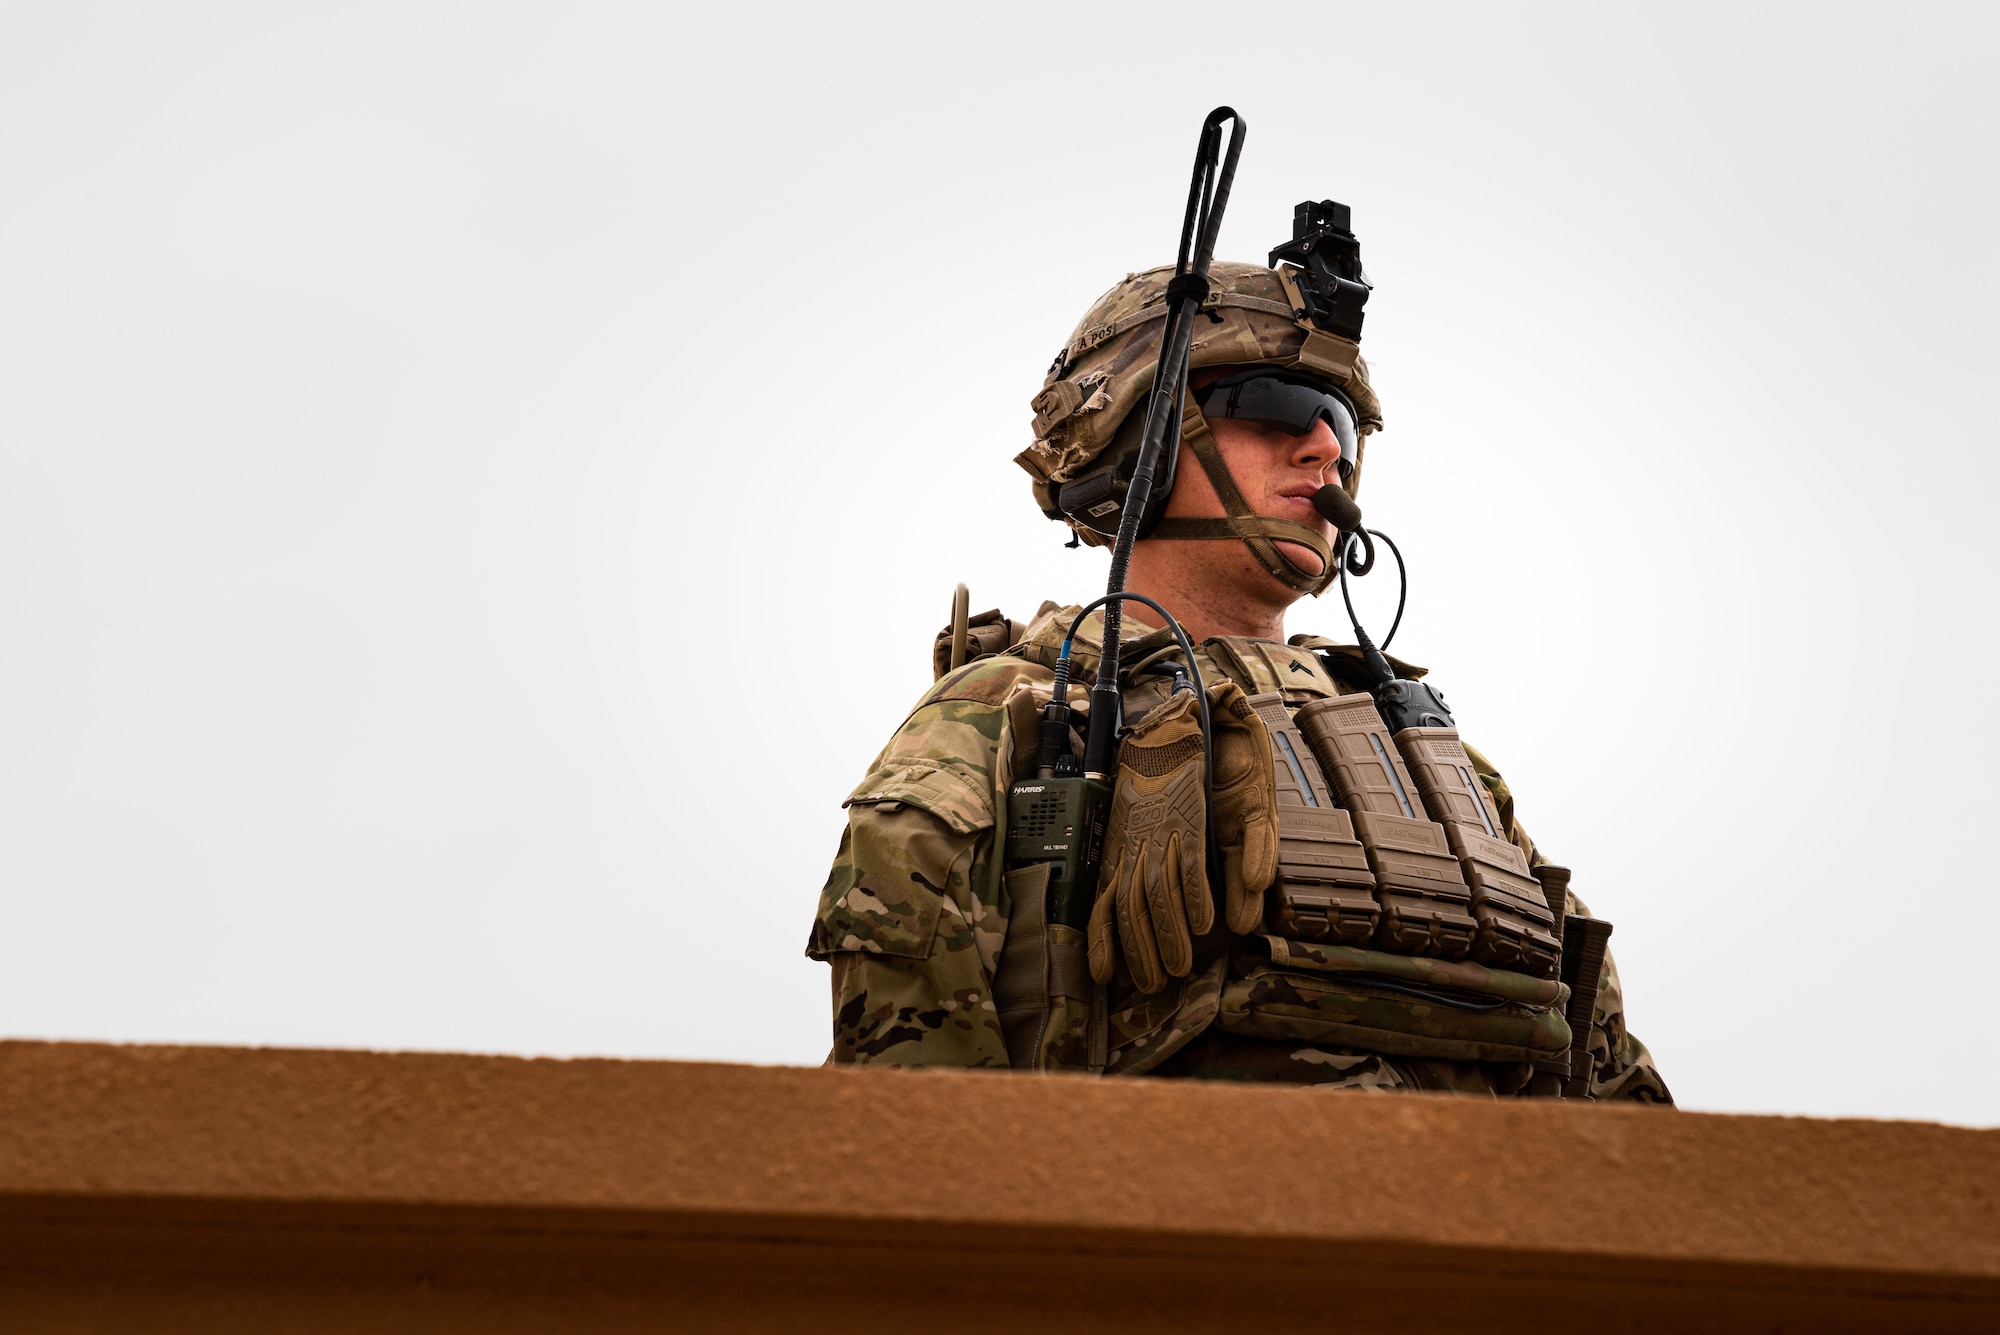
1146, 397, 1340, 597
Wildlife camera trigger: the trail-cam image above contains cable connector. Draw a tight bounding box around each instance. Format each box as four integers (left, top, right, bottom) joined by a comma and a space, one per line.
1034, 699, 1075, 780
1036, 643, 1079, 779
1352, 623, 1397, 690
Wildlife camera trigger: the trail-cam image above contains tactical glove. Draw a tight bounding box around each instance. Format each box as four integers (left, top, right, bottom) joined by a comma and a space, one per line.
1209, 681, 1280, 934
1088, 680, 1279, 993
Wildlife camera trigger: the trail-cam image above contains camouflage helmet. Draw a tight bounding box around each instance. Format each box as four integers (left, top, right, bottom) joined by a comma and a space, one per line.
1014, 260, 1385, 559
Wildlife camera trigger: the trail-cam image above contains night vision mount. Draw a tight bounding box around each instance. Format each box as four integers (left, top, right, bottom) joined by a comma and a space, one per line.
1268, 200, 1372, 342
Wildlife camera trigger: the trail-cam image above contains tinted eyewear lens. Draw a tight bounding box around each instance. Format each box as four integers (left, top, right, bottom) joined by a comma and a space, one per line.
1198, 375, 1358, 482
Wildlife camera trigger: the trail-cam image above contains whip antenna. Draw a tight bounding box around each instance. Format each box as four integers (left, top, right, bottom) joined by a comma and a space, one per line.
1081, 106, 1246, 780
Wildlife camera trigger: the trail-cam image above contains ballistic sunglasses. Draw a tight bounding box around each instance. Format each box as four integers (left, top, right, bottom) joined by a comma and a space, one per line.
1196, 371, 1359, 482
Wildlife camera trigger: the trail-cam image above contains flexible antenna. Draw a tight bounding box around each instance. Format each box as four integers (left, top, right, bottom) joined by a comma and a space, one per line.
1081, 107, 1246, 780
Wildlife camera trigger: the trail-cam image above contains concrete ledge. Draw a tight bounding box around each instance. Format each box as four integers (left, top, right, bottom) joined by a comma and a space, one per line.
1, 1040, 1994, 1332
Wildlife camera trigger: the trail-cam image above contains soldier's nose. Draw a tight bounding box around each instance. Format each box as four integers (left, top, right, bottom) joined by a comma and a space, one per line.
1291, 420, 1336, 469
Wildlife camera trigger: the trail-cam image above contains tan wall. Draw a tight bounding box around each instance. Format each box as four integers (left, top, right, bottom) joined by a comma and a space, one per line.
0, 1040, 1994, 1332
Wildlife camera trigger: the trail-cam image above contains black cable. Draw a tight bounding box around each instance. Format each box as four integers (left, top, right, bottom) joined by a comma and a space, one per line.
1341, 526, 1376, 578
1065, 592, 1222, 931
1066, 593, 1207, 698
1066, 592, 1211, 798
1337, 525, 1409, 654
1373, 529, 1408, 652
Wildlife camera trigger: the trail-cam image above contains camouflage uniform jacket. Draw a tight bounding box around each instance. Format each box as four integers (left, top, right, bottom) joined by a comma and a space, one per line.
806, 604, 1671, 1102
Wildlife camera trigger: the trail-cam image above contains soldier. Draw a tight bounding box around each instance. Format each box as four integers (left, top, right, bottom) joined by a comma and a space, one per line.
806, 259, 1671, 1102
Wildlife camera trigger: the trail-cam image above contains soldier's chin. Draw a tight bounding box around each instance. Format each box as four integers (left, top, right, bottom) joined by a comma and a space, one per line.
1273, 540, 1326, 578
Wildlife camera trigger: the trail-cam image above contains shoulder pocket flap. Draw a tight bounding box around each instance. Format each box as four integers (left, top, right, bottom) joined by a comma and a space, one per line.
843, 757, 991, 836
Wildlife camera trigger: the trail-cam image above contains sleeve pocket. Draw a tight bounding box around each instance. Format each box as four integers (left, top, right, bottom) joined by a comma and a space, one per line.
842, 756, 991, 836
811, 759, 994, 961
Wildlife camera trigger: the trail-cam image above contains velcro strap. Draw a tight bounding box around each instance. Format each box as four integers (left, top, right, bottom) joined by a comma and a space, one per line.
1048, 925, 1093, 1000
995, 861, 1051, 1070
1298, 330, 1361, 382
1061, 293, 1298, 362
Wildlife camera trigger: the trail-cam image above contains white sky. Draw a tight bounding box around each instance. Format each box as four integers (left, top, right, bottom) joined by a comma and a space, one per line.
3, 3, 1995, 1126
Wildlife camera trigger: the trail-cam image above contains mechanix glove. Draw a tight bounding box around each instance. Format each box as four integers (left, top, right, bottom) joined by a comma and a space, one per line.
1088, 680, 1279, 994
1209, 681, 1280, 934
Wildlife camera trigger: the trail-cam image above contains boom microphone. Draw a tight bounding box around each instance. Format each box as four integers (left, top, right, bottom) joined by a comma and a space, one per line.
1312, 484, 1363, 533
